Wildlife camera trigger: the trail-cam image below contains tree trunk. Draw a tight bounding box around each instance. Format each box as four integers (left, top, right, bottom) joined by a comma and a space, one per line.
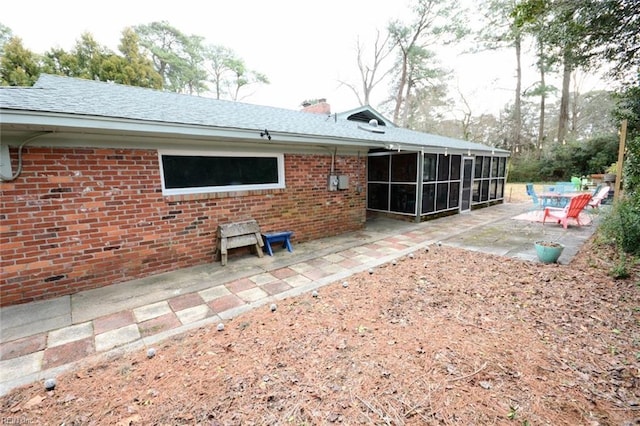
570, 71, 579, 135
557, 48, 571, 144
401, 77, 413, 128
393, 49, 408, 125
512, 34, 522, 154
537, 41, 546, 158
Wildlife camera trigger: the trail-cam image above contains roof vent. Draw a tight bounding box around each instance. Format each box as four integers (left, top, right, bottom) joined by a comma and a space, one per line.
358, 119, 385, 134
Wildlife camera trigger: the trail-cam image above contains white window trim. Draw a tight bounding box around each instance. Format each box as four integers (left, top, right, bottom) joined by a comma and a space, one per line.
158, 150, 286, 196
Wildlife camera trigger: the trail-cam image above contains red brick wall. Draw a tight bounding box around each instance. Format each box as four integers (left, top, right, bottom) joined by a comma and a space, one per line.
0, 146, 366, 306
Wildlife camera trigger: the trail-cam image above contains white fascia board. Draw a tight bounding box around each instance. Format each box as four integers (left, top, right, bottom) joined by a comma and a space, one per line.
0, 110, 385, 151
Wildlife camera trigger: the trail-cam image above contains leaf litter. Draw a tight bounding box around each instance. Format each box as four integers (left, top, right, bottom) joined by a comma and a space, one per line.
1, 238, 639, 425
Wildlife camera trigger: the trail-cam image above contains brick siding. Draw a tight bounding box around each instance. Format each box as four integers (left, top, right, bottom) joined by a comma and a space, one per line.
0, 147, 366, 306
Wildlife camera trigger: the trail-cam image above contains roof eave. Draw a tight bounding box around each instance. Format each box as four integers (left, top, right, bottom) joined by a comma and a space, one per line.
0, 109, 389, 150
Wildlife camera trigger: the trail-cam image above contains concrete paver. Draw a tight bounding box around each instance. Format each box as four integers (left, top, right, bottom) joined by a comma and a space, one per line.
236, 287, 270, 303
94, 324, 141, 352
133, 301, 172, 323
249, 272, 279, 286
175, 305, 212, 325
168, 293, 206, 312
199, 286, 231, 302
0, 352, 44, 382
283, 274, 313, 287
0, 297, 71, 342
47, 322, 93, 348
262, 281, 293, 295
43, 338, 94, 369
0, 203, 601, 396
0, 334, 46, 361
138, 313, 181, 337
93, 311, 135, 335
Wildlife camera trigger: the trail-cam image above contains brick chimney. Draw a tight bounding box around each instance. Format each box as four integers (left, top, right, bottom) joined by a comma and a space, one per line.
301, 98, 331, 114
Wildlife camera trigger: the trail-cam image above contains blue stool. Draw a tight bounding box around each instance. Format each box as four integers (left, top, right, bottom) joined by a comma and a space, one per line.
261, 231, 293, 256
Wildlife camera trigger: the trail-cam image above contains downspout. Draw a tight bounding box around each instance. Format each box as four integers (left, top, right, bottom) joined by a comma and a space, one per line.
0, 132, 51, 182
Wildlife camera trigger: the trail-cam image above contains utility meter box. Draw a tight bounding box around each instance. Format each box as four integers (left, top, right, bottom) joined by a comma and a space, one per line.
328, 175, 339, 191
338, 175, 349, 190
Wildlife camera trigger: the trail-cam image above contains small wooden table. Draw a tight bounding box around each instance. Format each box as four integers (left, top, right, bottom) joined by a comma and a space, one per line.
262, 231, 293, 256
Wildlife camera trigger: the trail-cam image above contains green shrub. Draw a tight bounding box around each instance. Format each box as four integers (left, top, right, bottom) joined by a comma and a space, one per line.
610, 253, 631, 279
599, 198, 640, 256
507, 157, 544, 182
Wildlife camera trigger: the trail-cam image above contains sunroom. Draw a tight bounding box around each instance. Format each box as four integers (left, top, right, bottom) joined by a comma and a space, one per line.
367, 150, 507, 221
337, 107, 509, 222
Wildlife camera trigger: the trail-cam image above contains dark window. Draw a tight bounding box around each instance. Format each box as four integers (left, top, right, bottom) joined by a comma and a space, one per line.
449, 182, 460, 208
482, 156, 491, 178
496, 179, 504, 198
368, 155, 389, 181
481, 180, 490, 201
450, 155, 461, 180
160, 152, 284, 194
474, 157, 483, 178
437, 154, 449, 181
473, 181, 480, 202
391, 153, 417, 182
498, 157, 506, 176
390, 184, 417, 214
368, 152, 418, 216
422, 183, 435, 213
491, 157, 499, 177
367, 183, 389, 210
436, 183, 448, 210
470, 156, 506, 206
423, 154, 437, 182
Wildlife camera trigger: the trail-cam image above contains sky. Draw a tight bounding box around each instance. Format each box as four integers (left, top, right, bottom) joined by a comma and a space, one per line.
3, 0, 608, 118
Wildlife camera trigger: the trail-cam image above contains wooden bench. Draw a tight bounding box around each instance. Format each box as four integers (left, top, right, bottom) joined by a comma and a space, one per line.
217, 220, 264, 266
261, 231, 294, 256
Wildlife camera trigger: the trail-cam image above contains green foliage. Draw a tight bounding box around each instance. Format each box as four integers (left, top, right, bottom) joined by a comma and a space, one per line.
508, 132, 619, 182
506, 155, 543, 182
115, 28, 162, 89
576, 0, 640, 83
615, 85, 640, 198
610, 253, 631, 280
204, 44, 269, 101
0, 22, 12, 55
0, 37, 41, 86
39, 31, 163, 89
595, 81, 640, 261
1, 21, 267, 98
567, 135, 619, 175
387, 0, 467, 125
599, 199, 640, 256
134, 21, 209, 94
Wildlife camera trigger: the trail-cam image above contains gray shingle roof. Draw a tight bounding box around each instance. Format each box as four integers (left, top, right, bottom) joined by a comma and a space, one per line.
1, 74, 507, 154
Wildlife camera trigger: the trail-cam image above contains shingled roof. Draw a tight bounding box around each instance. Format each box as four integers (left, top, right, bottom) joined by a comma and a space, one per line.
1, 74, 507, 155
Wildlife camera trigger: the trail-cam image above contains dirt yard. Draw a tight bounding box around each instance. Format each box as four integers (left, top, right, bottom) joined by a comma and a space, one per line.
2, 184, 639, 425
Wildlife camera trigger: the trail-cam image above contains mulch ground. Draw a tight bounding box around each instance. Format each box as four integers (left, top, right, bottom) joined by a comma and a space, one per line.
2, 235, 639, 425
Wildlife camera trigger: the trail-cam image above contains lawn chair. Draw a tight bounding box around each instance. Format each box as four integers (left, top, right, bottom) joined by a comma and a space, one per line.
525, 183, 540, 207
542, 193, 592, 229
588, 185, 611, 209
571, 176, 581, 191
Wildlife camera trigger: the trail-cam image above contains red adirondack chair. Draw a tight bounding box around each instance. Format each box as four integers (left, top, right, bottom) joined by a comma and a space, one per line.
542, 193, 592, 229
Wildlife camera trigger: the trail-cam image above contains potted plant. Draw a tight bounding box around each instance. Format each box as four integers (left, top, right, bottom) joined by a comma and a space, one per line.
534, 241, 565, 263
603, 163, 617, 183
